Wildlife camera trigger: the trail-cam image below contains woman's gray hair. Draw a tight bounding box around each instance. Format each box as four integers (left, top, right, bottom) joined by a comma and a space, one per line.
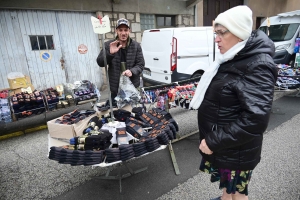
214, 23, 224, 28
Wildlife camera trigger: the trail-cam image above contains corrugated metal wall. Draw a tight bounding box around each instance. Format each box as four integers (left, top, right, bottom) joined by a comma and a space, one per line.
56, 11, 102, 88
0, 10, 30, 89
0, 10, 102, 91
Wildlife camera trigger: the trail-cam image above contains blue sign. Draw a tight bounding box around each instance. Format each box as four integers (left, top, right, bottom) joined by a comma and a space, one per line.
40, 51, 52, 62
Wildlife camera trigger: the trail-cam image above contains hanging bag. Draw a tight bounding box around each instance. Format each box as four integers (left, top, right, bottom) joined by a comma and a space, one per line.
115, 75, 141, 108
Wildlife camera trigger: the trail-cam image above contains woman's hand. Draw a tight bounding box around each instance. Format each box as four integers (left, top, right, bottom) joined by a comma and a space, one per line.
199, 139, 213, 155
109, 40, 122, 54
122, 70, 132, 77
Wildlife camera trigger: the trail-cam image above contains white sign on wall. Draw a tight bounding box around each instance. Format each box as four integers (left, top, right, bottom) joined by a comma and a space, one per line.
90, 15, 111, 34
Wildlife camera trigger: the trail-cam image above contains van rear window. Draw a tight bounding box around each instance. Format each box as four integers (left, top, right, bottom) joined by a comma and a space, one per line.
259, 23, 300, 42
142, 30, 172, 52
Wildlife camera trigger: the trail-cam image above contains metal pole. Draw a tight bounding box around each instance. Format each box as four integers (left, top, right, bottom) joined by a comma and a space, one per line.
100, 34, 115, 121
212, 20, 215, 62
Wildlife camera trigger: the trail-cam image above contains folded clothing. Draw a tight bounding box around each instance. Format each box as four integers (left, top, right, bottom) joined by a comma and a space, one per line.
125, 117, 148, 128
150, 121, 175, 140
70, 132, 112, 151
146, 144, 160, 152
134, 150, 148, 157
83, 116, 103, 134
151, 108, 173, 120
113, 109, 132, 122
48, 146, 104, 166
139, 112, 161, 127
156, 132, 170, 145
132, 145, 147, 151
118, 144, 133, 150
121, 153, 135, 161
105, 148, 121, 163
126, 121, 148, 139
144, 138, 160, 152
148, 108, 179, 133
132, 142, 146, 148
119, 145, 135, 160
131, 107, 145, 121
132, 142, 147, 155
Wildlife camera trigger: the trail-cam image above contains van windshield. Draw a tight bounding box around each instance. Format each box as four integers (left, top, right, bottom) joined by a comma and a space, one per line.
259, 23, 300, 42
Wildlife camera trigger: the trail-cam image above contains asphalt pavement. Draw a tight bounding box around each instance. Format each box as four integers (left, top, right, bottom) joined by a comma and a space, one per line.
0, 89, 299, 200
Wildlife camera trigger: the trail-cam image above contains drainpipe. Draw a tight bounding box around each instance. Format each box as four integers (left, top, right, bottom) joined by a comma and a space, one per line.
195, 4, 198, 27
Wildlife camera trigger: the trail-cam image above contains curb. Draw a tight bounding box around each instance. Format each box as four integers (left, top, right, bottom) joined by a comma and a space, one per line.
0, 125, 48, 141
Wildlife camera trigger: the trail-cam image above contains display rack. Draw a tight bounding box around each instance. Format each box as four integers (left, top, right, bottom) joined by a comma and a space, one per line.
8, 93, 47, 121
92, 145, 167, 193
141, 76, 200, 111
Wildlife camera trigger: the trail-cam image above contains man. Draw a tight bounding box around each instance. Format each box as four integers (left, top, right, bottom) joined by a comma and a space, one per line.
97, 18, 145, 104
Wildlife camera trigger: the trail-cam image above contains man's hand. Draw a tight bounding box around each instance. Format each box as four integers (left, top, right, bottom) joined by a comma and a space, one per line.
122, 70, 132, 77
199, 139, 213, 155
110, 40, 122, 54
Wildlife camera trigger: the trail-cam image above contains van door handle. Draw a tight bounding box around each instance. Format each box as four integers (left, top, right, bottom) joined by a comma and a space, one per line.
153, 58, 159, 60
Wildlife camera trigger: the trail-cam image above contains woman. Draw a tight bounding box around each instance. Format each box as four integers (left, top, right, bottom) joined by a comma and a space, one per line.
189, 6, 277, 200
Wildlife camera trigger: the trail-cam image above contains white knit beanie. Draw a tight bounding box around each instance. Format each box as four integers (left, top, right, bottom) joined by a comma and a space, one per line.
214, 5, 253, 40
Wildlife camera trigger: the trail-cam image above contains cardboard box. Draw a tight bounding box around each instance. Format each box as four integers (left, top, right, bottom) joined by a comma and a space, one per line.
47, 118, 75, 140
73, 114, 97, 136
8, 75, 32, 90
9, 85, 35, 96
47, 113, 97, 140
48, 134, 70, 148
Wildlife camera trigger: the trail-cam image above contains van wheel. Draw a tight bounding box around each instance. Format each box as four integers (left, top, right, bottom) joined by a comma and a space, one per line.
191, 72, 203, 78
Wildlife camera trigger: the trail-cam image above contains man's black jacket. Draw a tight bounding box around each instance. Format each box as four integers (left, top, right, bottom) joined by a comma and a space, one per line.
97, 38, 145, 94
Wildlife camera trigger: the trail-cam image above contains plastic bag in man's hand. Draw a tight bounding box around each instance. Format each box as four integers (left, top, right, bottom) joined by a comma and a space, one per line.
115, 75, 141, 108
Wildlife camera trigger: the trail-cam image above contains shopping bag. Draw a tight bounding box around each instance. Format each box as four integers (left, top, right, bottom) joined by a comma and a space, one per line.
115, 75, 141, 108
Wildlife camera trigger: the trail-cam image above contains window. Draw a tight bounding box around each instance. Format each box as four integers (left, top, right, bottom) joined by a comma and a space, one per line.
140, 14, 176, 31
140, 14, 155, 31
259, 24, 300, 42
30, 35, 54, 51
156, 15, 175, 28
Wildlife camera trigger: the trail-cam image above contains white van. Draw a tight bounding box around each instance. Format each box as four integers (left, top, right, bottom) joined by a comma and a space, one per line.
259, 10, 300, 67
141, 27, 219, 85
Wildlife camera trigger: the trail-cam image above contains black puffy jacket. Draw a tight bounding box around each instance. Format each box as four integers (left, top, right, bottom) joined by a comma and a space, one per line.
97, 38, 145, 94
198, 30, 278, 170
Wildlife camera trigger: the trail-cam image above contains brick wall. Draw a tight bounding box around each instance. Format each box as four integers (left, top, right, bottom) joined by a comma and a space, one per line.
96, 11, 194, 45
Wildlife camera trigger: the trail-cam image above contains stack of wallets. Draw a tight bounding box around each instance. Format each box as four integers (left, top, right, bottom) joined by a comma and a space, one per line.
116, 127, 129, 145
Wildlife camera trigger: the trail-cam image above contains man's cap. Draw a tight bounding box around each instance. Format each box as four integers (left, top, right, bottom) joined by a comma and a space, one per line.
116, 18, 130, 29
